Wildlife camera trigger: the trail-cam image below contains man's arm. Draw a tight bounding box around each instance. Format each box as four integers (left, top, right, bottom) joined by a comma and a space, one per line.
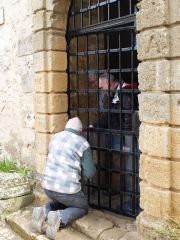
81, 147, 96, 179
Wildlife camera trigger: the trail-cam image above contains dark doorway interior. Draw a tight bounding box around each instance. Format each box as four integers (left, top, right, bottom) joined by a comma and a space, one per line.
66, 0, 140, 217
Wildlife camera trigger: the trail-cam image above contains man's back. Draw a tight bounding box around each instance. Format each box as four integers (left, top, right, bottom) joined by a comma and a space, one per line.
42, 129, 90, 194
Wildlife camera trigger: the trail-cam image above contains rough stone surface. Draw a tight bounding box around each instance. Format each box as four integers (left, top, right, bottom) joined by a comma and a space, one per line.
169, 0, 180, 24
140, 182, 171, 218
35, 93, 68, 114
139, 123, 171, 158
35, 153, 47, 174
136, 212, 180, 240
171, 192, 180, 216
171, 128, 180, 159
72, 211, 114, 239
35, 133, 52, 155
170, 25, 180, 57
36, 113, 68, 133
172, 161, 180, 190
33, 51, 67, 72
138, 60, 171, 91
171, 94, 180, 125
0, 0, 35, 165
136, 0, 168, 31
120, 232, 139, 240
137, 27, 169, 60
5, 206, 139, 240
140, 154, 171, 189
35, 72, 67, 93
0, 194, 34, 215
33, 30, 66, 52
138, 93, 170, 124
0, 222, 22, 240
33, 10, 68, 32
99, 227, 127, 240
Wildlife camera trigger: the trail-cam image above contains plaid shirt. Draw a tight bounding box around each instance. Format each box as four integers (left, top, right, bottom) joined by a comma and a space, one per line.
42, 128, 95, 194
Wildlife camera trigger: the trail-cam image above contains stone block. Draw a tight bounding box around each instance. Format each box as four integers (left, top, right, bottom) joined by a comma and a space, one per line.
120, 232, 139, 240
170, 94, 180, 125
139, 123, 171, 158
140, 182, 171, 218
99, 227, 127, 240
36, 153, 47, 174
171, 128, 180, 159
47, 51, 67, 71
171, 192, 180, 216
33, 51, 67, 72
138, 60, 170, 91
46, 11, 67, 31
170, 25, 180, 57
32, 0, 45, 13
36, 132, 52, 154
46, 0, 71, 14
33, 51, 47, 72
33, 30, 66, 52
138, 93, 170, 124
137, 27, 169, 60
172, 161, 180, 190
35, 72, 67, 93
171, 60, 180, 91
136, 0, 168, 31
35, 93, 68, 113
0, 194, 34, 214
72, 211, 113, 239
33, 10, 46, 32
169, 0, 180, 24
140, 155, 171, 189
35, 113, 68, 133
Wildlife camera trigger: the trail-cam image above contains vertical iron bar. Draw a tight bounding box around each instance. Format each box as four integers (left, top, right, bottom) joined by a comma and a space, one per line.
76, 36, 79, 117
73, 0, 75, 30
131, 28, 135, 215
106, 32, 112, 208
118, 0, 120, 18
80, 0, 83, 28
96, 33, 101, 206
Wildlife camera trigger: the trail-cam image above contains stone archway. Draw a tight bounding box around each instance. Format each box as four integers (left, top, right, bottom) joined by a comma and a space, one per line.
32, 0, 71, 174
32, 0, 180, 239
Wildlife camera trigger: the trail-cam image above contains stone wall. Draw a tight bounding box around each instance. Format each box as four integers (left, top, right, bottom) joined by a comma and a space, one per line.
0, 0, 35, 167
32, 0, 71, 173
136, 0, 180, 239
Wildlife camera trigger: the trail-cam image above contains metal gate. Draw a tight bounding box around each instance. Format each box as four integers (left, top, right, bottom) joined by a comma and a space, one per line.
66, 0, 140, 217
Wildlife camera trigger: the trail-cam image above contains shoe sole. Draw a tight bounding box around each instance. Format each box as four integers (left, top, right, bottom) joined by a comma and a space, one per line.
46, 211, 60, 240
32, 207, 46, 233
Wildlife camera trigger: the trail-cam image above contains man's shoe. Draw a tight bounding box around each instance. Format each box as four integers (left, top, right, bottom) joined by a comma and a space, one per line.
32, 206, 47, 233
46, 211, 61, 240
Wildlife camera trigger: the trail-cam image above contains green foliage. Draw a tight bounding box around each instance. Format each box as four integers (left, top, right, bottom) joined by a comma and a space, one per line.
0, 159, 29, 175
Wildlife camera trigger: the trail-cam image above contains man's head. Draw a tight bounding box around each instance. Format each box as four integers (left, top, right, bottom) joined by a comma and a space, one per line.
65, 117, 83, 132
99, 73, 118, 90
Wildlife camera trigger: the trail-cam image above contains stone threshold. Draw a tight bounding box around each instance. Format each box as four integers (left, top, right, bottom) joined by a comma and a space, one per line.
4, 205, 139, 240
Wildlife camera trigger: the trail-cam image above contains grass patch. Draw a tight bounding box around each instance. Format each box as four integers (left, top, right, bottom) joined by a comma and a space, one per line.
0, 159, 29, 175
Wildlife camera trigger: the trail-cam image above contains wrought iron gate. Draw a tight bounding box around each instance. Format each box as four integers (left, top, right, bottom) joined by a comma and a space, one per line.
66, 0, 140, 217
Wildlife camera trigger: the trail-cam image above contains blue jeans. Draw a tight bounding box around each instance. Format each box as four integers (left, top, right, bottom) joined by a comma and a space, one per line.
44, 189, 89, 225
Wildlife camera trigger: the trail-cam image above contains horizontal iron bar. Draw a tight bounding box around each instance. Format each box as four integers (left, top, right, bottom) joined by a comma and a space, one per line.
69, 68, 137, 75
67, 14, 136, 37
69, 47, 137, 56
